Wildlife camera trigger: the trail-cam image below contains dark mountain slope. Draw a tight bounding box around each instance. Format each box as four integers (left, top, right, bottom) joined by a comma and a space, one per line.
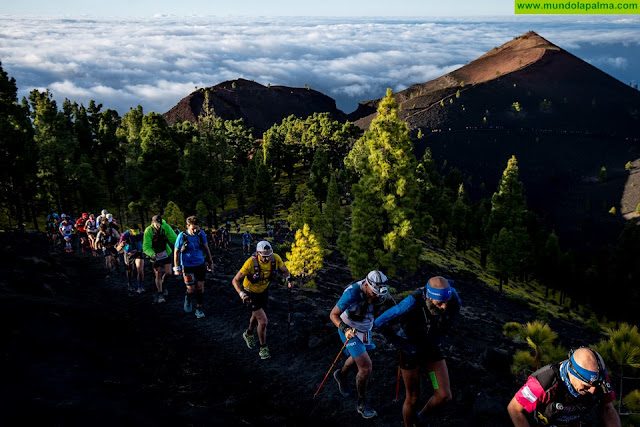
163, 78, 346, 136
349, 31, 640, 249
350, 31, 640, 135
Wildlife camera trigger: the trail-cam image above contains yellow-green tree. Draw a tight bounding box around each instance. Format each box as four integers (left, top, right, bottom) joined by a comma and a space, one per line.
286, 223, 326, 289
163, 201, 185, 230
341, 89, 422, 277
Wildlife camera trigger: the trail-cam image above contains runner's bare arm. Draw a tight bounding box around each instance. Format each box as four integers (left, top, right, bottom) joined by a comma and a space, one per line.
507, 396, 530, 427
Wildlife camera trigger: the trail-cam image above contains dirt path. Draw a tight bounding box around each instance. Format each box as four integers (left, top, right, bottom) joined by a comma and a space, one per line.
2, 231, 601, 426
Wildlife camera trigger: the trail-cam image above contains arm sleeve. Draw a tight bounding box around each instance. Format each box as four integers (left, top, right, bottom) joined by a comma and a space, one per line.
374, 295, 416, 329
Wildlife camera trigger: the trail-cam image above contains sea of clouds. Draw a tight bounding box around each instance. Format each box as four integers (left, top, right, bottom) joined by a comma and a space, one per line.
1, 15, 638, 116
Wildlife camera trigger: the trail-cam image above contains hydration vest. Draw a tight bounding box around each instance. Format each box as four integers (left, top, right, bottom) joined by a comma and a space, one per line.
250, 253, 277, 282
151, 227, 168, 252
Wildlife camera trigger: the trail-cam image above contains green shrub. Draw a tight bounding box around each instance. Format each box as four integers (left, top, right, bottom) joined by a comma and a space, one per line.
503, 322, 522, 340
303, 279, 317, 290
624, 389, 640, 412
511, 350, 536, 377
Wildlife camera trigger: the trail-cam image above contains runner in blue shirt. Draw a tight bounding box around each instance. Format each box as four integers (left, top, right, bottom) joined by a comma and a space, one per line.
242, 230, 253, 255
173, 216, 214, 319
329, 270, 394, 419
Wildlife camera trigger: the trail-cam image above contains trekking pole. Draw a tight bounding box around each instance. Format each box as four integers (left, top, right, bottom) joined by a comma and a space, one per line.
314, 339, 349, 399
394, 353, 402, 402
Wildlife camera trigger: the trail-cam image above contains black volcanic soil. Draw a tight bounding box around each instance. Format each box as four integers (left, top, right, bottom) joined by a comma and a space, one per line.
1, 232, 606, 426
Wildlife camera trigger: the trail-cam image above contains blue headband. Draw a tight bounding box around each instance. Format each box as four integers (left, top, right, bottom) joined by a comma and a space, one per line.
568, 353, 600, 384
426, 284, 452, 301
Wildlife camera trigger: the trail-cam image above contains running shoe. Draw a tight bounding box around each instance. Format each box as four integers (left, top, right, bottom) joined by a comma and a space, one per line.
356, 399, 377, 419
183, 295, 193, 312
157, 294, 166, 304
195, 309, 205, 319
242, 330, 256, 349
333, 369, 351, 397
258, 346, 271, 360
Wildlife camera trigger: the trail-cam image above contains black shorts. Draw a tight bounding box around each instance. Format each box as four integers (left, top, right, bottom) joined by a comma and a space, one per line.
124, 251, 143, 265
151, 257, 171, 268
245, 289, 268, 312
78, 231, 88, 239
183, 264, 207, 283
399, 343, 444, 370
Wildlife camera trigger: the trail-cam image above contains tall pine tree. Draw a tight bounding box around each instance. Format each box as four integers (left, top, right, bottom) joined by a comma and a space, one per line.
341, 89, 422, 277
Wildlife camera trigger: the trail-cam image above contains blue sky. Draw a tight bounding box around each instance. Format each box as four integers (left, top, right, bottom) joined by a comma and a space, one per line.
3, 0, 512, 17
1, 9, 639, 117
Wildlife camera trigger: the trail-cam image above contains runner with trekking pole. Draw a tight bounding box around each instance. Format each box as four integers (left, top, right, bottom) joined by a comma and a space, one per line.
329, 270, 395, 419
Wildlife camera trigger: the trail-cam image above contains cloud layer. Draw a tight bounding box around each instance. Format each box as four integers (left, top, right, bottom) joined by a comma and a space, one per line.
1, 16, 639, 115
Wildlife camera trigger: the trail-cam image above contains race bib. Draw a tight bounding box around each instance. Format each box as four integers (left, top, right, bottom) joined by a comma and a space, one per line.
155, 250, 168, 260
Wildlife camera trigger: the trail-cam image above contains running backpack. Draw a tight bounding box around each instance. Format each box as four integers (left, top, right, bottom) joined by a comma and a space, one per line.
151, 227, 168, 252
178, 230, 206, 253
249, 253, 277, 283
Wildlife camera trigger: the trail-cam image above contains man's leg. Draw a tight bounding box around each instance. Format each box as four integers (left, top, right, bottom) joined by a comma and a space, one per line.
154, 266, 162, 292
401, 368, 420, 427
253, 308, 268, 345
135, 258, 144, 282
195, 281, 205, 309
160, 262, 171, 290
354, 351, 373, 401
339, 355, 356, 377
420, 359, 452, 417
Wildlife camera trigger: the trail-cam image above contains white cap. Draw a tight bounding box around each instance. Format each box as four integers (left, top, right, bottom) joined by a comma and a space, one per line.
101, 209, 108, 216
256, 241, 273, 256
106, 213, 113, 221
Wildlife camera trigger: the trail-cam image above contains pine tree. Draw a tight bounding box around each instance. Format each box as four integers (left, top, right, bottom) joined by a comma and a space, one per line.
486, 155, 527, 237
138, 112, 181, 211
490, 228, 519, 292
324, 174, 344, 241
195, 200, 208, 227
163, 201, 184, 230
307, 147, 330, 212
254, 163, 275, 230
286, 223, 327, 288
342, 89, 422, 277
0, 62, 37, 229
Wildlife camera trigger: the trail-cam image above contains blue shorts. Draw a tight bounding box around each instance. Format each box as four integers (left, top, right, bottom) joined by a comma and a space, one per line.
338, 328, 376, 359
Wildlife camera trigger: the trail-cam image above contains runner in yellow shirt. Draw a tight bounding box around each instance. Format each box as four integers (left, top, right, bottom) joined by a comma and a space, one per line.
231, 240, 293, 360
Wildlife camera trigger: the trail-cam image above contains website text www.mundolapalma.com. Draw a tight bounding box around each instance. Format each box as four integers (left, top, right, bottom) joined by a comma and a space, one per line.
515, 0, 639, 13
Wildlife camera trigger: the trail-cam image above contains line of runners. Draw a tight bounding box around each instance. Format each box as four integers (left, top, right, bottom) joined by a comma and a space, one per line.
44, 211, 622, 426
